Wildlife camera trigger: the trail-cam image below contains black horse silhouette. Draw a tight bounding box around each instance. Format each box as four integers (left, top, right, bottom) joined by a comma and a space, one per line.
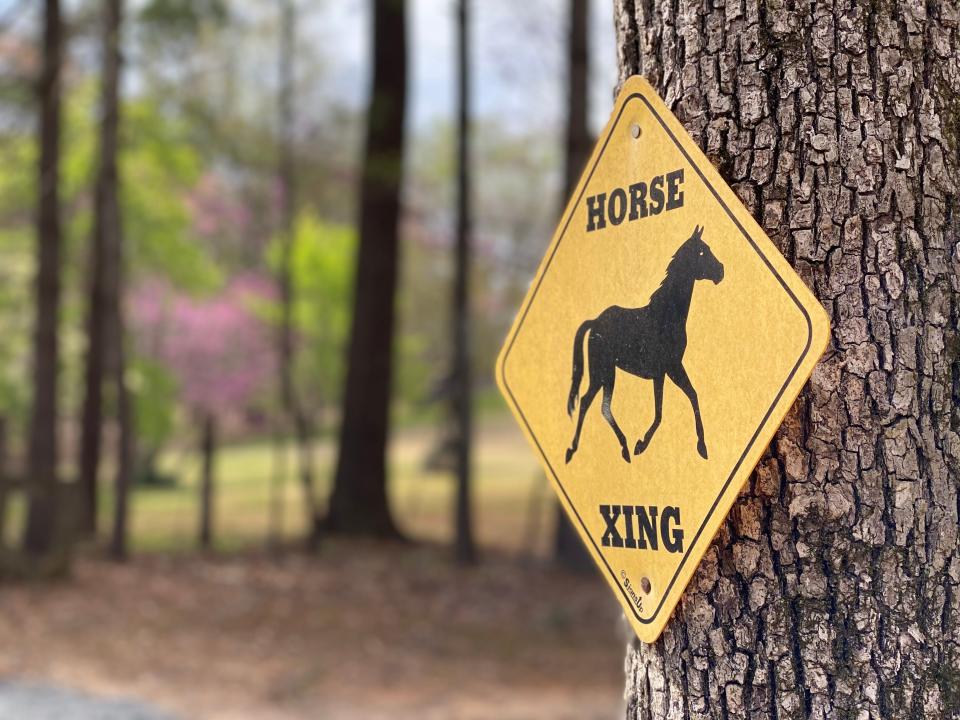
565, 225, 723, 465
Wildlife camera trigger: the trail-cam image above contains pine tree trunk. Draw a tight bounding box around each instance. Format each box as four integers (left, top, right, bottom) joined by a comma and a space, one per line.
0, 418, 9, 544
82, 0, 125, 543
22, 0, 64, 559
554, 0, 595, 574
198, 414, 216, 550
79, 217, 106, 536
88, 0, 133, 563
614, 1, 960, 717
451, 0, 477, 565
275, 0, 319, 550
325, 0, 407, 538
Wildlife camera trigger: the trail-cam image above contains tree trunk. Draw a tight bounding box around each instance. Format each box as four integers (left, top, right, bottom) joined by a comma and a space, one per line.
553, 0, 595, 574
89, 0, 133, 562
81, 0, 124, 542
78, 210, 106, 536
22, 0, 64, 559
275, 0, 318, 550
324, 0, 407, 538
0, 418, 9, 545
198, 414, 216, 550
451, 0, 477, 565
614, 1, 960, 718
108, 313, 133, 561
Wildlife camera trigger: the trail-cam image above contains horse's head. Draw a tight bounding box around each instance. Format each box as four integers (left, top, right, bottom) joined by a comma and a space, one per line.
676, 225, 724, 284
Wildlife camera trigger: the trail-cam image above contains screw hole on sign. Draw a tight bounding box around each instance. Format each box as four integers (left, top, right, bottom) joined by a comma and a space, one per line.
630, 123, 641, 139
641, 577, 651, 594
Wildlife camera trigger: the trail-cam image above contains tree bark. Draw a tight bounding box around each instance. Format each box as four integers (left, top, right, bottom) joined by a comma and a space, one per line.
78, 207, 106, 536
88, 0, 134, 563
81, 0, 125, 542
554, 0, 595, 574
108, 310, 134, 561
198, 414, 216, 550
451, 0, 477, 565
0, 418, 9, 545
22, 0, 64, 559
324, 0, 407, 538
614, 1, 960, 718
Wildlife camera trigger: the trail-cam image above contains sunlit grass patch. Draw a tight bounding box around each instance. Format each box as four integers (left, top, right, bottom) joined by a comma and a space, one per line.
89, 417, 547, 556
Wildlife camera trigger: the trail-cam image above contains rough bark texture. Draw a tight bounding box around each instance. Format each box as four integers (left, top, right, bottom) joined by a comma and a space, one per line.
614, 0, 960, 718
325, 0, 407, 537
23, 0, 63, 558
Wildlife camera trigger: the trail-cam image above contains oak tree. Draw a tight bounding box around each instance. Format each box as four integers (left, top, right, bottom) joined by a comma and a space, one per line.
613, 1, 960, 718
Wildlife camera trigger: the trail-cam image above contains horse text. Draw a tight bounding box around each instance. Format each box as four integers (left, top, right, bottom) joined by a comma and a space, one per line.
599, 504, 685, 554
585, 169, 685, 232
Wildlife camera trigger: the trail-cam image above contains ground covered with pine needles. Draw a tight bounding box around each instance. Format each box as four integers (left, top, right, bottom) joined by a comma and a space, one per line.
0, 542, 625, 719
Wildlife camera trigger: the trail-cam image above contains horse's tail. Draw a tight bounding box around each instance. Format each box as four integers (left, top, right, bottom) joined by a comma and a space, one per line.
567, 319, 593, 416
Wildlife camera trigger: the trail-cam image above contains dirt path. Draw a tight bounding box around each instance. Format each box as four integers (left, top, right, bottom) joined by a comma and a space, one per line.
0, 682, 174, 720
0, 544, 626, 719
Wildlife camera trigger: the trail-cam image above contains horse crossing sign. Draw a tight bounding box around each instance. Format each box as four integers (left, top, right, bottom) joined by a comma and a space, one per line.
496, 76, 830, 643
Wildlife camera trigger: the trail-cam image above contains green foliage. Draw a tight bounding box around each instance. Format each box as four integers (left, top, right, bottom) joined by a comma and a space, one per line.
0, 226, 33, 423
264, 209, 447, 421
139, 0, 228, 34
53, 80, 220, 292
0, 77, 222, 432
120, 97, 221, 292
266, 211, 356, 410
129, 357, 177, 451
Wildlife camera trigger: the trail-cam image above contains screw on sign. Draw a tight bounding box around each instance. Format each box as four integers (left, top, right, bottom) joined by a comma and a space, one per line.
495, 76, 830, 643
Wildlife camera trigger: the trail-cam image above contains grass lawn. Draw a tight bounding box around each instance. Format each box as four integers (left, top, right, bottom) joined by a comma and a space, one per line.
0, 415, 628, 720
100, 416, 550, 556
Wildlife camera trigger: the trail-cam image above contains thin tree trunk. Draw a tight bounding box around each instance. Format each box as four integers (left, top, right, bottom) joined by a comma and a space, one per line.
22, 0, 63, 559
324, 0, 407, 538
108, 309, 133, 561
78, 222, 105, 536
198, 414, 216, 550
0, 418, 8, 545
553, 0, 594, 574
614, 1, 960, 718
89, 0, 133, 563
81, 0, 123, 543
275, 0, 318, 550
268, 424, 286, 551
450, 0, 476, 565
293, 409, 318, 549
563, 0, 591, 197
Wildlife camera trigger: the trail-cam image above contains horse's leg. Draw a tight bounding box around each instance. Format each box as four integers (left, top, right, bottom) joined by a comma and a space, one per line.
565, 380, 600, 464
633, 374, 664, 455
600, 377, 631, 463
668, 364, 707, 459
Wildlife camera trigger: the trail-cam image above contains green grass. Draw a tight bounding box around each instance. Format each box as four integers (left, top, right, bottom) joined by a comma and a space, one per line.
86, 416, 549, 556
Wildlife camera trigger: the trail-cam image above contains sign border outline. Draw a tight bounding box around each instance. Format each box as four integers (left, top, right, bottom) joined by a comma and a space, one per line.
498, 90, 815, 625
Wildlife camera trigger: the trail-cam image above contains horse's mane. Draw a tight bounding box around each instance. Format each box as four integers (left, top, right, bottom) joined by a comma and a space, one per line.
649, 236, 698, 303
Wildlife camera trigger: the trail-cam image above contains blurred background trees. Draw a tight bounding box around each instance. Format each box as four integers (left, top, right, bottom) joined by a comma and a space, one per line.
325, 0, 408, 539
22, 0, 64, 565
0, 0, 617, 569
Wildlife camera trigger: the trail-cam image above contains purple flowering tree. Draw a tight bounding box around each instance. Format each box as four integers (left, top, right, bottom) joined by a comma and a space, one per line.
130, 274, 276, 547
131, 273, 276, 418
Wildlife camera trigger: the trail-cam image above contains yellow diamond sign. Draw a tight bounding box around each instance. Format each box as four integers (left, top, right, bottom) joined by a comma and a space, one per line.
495, 76, 830, 643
